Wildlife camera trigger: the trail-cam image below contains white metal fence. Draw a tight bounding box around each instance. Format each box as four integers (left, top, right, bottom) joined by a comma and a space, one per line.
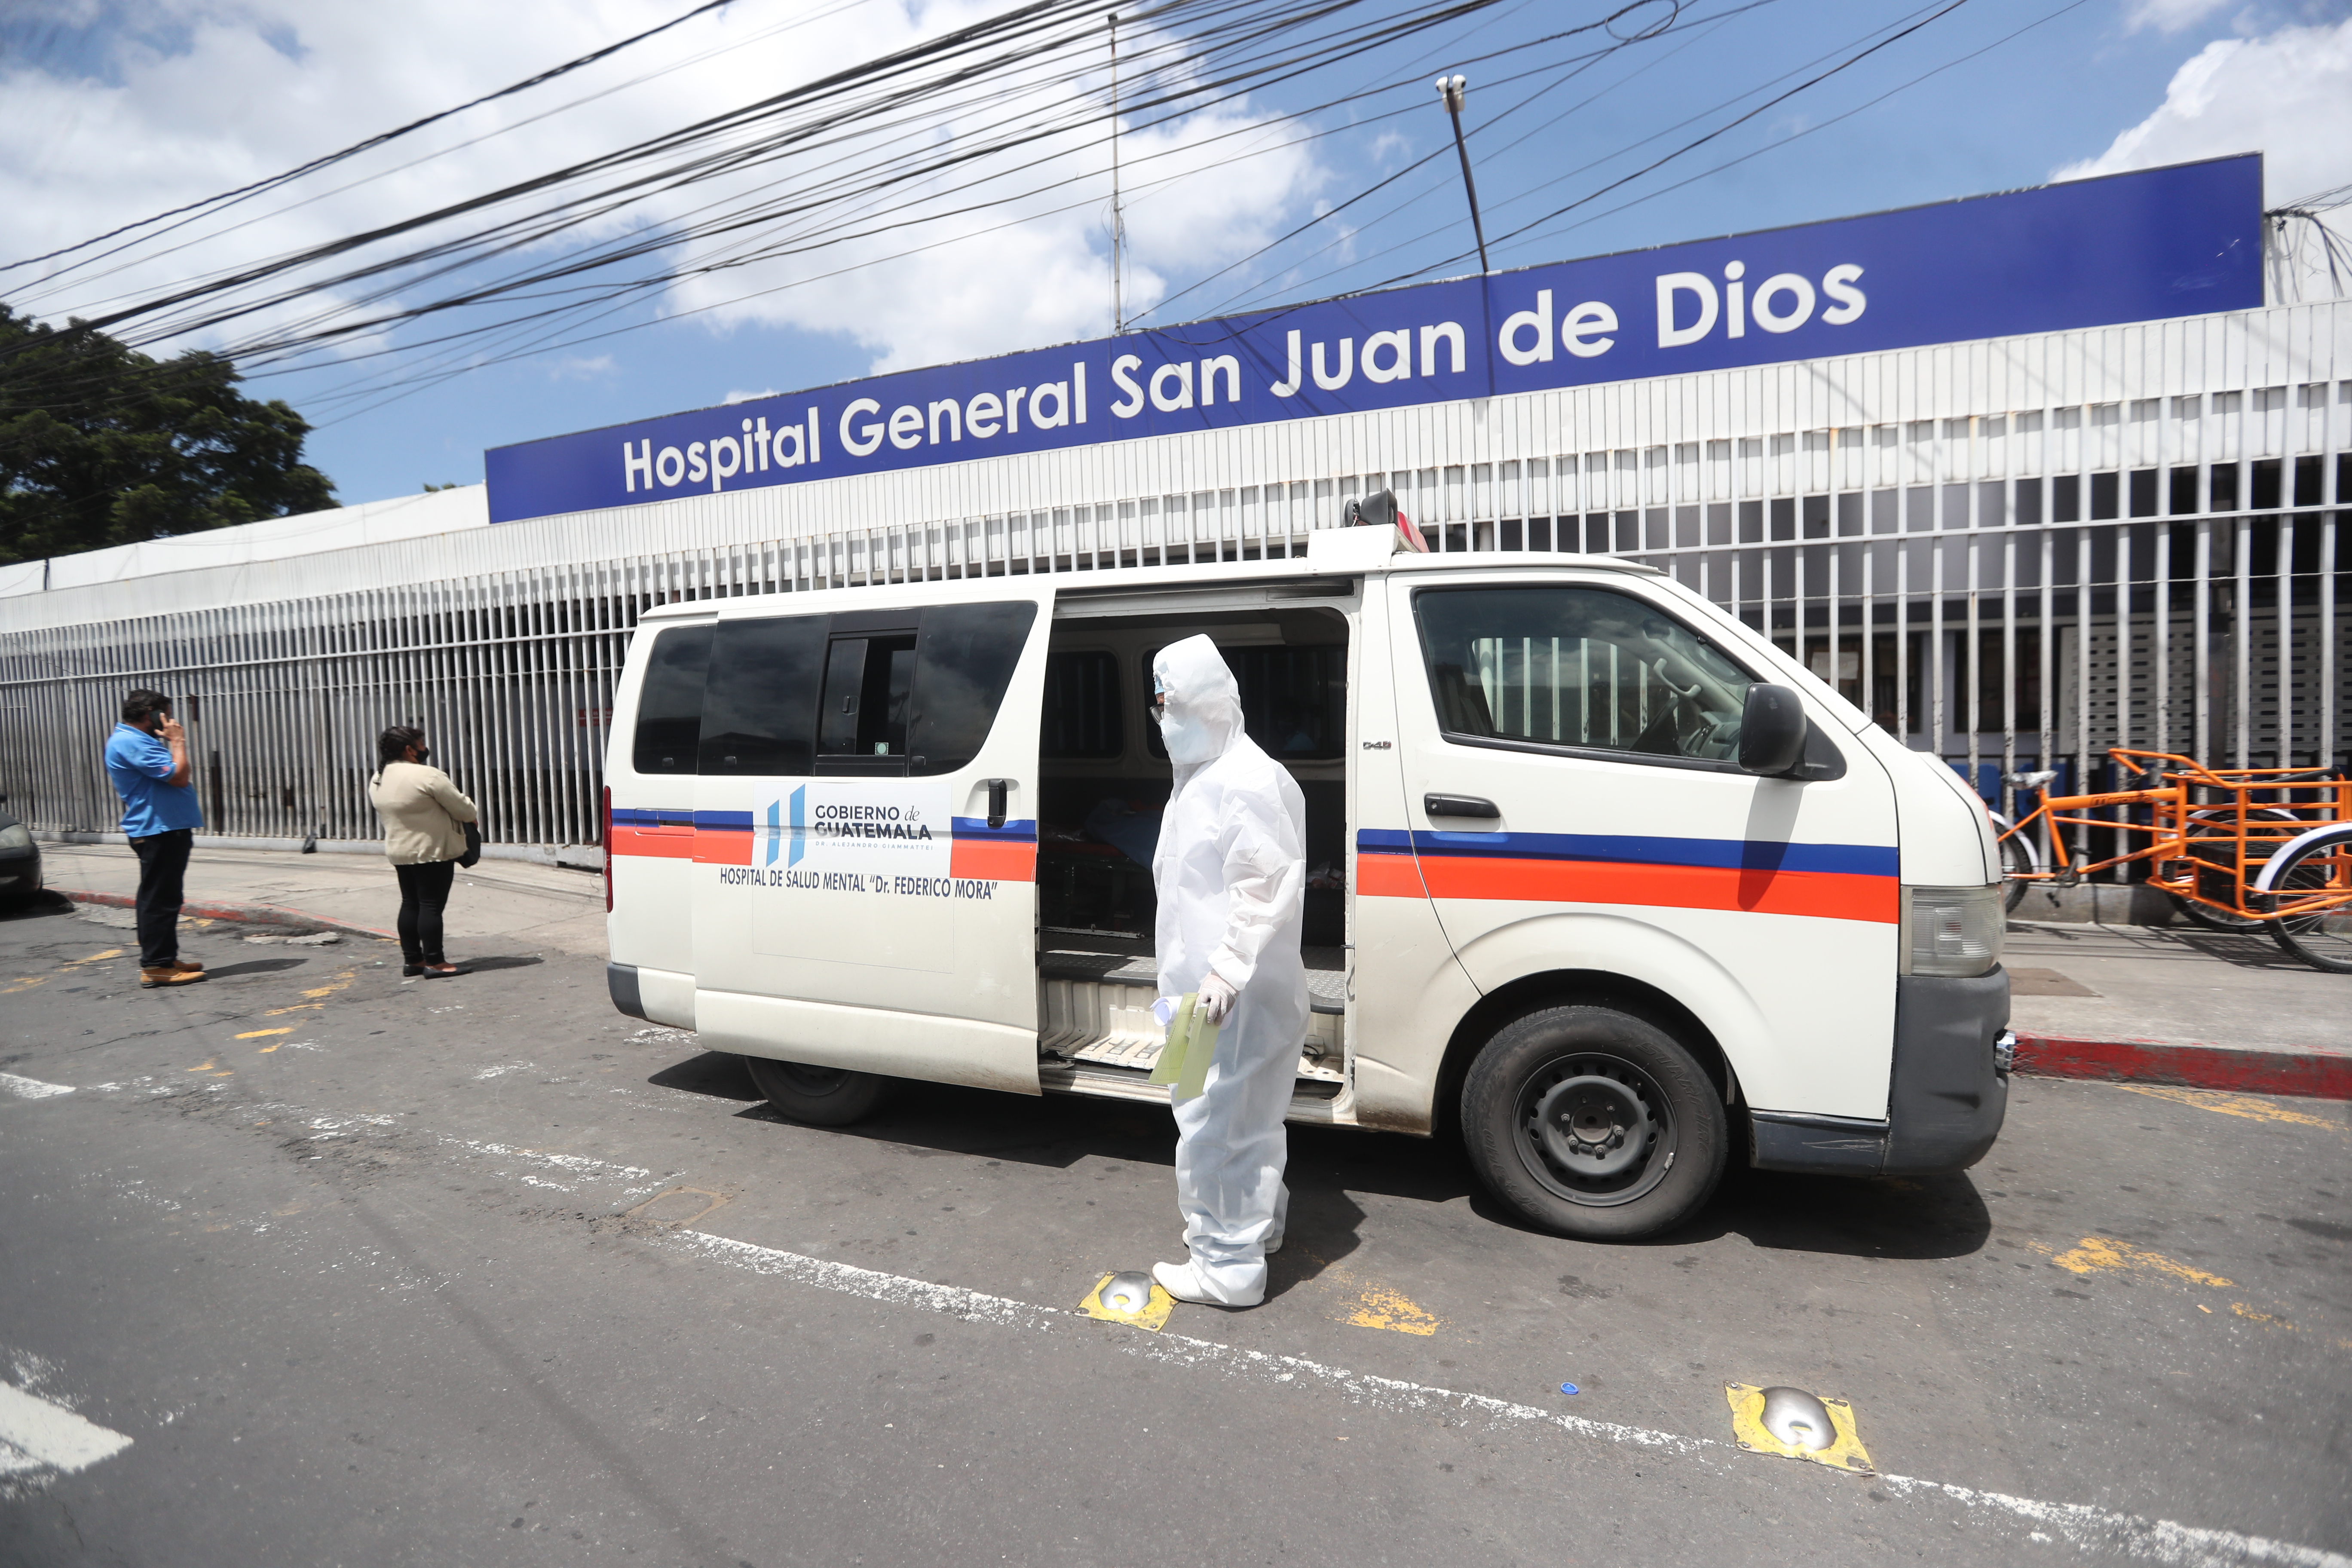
4, 352, 2346, 866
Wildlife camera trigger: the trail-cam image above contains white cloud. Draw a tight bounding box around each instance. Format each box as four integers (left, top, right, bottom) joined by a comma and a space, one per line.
723, 387, 781, 404
2054, 18, 2352, 204
2121, 0, 2233, 34
1, 1, 1326, 389
550, 354, 616, 381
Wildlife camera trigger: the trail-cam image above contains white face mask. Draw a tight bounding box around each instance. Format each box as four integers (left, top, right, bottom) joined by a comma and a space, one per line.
1160, 704, 1217, 765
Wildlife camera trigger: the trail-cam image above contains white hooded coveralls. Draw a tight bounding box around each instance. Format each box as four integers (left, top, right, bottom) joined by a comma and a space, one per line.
1151, 635, 1310, 1306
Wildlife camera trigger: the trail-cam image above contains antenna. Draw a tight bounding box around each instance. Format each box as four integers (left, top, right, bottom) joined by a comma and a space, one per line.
1436, 74, 1490, 275
1109, 13, 1126, 334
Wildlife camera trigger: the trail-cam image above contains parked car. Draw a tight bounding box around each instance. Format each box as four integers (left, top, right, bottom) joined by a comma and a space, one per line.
0, 807, 43, 907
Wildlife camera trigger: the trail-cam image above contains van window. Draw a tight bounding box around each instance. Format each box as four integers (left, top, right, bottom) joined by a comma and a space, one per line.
698, 614, 827, 775
632, 625, 710, 775
818, 634, 919, 759
1041, 650, 1122, 759
1413, 586, 1754, 763
1143, 644, 1346, 762
906, 601, 1038, 775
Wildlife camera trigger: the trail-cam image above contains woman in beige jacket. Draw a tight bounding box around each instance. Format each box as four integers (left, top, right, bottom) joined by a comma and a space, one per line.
368, 726, 479, 977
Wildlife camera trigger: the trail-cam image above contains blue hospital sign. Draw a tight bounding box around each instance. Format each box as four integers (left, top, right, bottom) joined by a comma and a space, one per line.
484, 157, 2263, 524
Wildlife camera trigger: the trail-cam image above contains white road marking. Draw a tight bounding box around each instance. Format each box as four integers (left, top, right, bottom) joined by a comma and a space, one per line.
0, 1383, 132, 1478
0, 1072, 74, 1101
667, 1230, 2351, 1568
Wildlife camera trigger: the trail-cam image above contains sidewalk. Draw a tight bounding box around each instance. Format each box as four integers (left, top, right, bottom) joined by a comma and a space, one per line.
43, 841, 606, 959
43, 841, 2347, 1097
2003, 922, 2350, 1099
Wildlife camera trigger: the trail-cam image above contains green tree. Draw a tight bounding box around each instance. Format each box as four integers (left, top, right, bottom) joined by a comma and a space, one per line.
0, 304, 336, 564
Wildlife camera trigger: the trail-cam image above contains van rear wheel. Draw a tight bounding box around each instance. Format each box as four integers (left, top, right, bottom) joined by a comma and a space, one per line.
1460, 1005, 1727, 1241
742, 1055, 891, 1126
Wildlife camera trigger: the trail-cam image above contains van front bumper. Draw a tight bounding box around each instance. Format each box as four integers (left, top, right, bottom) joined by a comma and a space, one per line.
1749, 968, 2011, 1176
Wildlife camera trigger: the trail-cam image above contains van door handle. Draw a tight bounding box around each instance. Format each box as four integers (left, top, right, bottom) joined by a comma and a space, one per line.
985, 778, 1011, 830
1424, 793, 1500, 820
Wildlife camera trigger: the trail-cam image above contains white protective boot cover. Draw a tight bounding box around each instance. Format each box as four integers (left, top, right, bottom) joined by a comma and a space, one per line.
1150, 635, 1310, 1307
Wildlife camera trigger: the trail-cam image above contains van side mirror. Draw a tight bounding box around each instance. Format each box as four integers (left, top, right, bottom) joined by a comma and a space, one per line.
1738, 684, 1807, 777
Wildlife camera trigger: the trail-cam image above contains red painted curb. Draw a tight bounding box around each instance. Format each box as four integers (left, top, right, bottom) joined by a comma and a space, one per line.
2013, 1030, 2352, 1102
60, 888, 396, 943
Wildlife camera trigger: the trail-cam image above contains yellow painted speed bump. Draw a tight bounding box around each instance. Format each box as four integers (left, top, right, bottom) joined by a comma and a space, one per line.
1081, 1271, 1174, 1332
1726, 1384, 1873, 1474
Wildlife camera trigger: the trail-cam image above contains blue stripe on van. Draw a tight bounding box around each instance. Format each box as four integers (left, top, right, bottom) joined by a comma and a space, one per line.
1358, 828, 1896, 879
951, 817, 1039, 842
610, 806, 694, 828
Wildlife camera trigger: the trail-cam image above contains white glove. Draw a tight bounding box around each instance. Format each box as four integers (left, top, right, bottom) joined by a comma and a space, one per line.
1196, 971, 1238, 1026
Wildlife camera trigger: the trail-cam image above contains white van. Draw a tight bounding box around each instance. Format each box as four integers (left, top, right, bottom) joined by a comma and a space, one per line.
602, 524, 2011, 1239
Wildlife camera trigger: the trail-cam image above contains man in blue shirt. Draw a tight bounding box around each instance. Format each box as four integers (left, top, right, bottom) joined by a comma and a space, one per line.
104, 689, 208, 989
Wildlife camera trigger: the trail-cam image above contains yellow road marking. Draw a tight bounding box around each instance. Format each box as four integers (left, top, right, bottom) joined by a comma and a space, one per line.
1339, 1283, 1443, 1336
263, 1003, 323, 1016
2043, 1237, 2235, 1288
234, 1028, 293, 1040
186, 1060, 216, 1072
64, 949, 124, 965
2, 977, 43, 994
2122, 1084, 2343, 1131
299, 971, 357, 1001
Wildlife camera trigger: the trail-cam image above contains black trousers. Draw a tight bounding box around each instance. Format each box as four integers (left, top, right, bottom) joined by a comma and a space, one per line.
394, 858, 459, 965
130, 828, 194, 968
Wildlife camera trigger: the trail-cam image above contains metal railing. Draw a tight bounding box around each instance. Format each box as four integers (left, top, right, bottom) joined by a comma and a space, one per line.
3, 399, 2344, 866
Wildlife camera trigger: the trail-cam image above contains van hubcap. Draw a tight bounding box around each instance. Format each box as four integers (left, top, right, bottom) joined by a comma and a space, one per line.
1514, 1053, 1674, 1206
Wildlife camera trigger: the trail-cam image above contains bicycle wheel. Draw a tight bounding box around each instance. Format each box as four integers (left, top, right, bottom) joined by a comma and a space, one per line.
1998, 831, 2035, 914
2261, 833, 2352, 974
2172, 808, 2300, 933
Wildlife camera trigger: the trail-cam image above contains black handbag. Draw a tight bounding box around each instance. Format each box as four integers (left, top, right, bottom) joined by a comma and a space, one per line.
459, 822, 483, 868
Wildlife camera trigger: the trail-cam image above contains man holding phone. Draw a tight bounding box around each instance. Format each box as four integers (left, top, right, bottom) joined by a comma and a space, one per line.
104, 689, 207, 989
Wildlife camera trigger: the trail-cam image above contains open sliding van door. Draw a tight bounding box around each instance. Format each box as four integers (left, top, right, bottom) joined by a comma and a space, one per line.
691, 586, 1053, 1095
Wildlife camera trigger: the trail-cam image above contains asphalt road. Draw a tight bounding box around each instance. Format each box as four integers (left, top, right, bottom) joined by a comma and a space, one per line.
2, 892, 2347, 1568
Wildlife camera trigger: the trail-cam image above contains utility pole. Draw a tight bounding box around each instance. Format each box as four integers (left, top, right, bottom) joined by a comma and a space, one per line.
1109, 13, 1126, 335
1436, 74, 1489, 275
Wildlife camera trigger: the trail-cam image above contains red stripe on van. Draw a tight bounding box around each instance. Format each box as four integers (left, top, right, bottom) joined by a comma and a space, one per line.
607, 824, 695, 860
692, 827, 754, 866
1414, 855, 1898, 924
949, 839, 1036, 882
1354, 852, 1432, 899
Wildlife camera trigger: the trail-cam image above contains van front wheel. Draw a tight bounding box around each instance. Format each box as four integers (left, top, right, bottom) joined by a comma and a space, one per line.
1460, 1006, 1727, 1241
742, 1055, 891, 1126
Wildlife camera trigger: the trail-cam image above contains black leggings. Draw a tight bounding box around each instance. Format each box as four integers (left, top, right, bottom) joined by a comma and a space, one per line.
394, 858, 458, 965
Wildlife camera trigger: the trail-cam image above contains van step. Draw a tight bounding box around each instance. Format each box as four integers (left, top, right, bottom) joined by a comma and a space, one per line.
1037, 947, 1347, 1015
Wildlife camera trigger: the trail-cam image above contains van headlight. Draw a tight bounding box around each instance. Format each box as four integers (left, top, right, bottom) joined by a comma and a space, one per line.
0, 823, 32, 852
1902, 884, 2003, 977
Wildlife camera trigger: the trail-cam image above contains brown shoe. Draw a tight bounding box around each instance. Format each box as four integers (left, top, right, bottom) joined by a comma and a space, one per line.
164, 958, 204, 973
141, 967, 208, 988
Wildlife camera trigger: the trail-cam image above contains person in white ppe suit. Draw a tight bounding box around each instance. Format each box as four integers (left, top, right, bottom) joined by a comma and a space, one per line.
1147, 635, 1310, 1308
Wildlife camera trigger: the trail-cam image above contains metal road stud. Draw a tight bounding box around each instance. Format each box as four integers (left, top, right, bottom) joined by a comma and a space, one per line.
1725, 1384, 1873, 1474
1081, 1271, 1175, 1332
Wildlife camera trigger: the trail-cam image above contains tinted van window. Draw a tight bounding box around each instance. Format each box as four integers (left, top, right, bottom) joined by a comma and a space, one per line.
1042, 650, 1122, 759
906, 601, 1039, 775
818, 634, 919, 760
631, 625, 710, 775
698, 615, 827, 775
1142, 643, 1346, 762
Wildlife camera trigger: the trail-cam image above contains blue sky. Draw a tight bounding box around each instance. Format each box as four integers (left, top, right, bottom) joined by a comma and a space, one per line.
5, 0, 2347, 507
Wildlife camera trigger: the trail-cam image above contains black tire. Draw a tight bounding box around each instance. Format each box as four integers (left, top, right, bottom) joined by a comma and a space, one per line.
2172, 808, 2301, 932
1459, 1004, 1729, 1241
1997, 831, 2035, 914
741, 1055, 892, 1126
2259, 834, 2352, 974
